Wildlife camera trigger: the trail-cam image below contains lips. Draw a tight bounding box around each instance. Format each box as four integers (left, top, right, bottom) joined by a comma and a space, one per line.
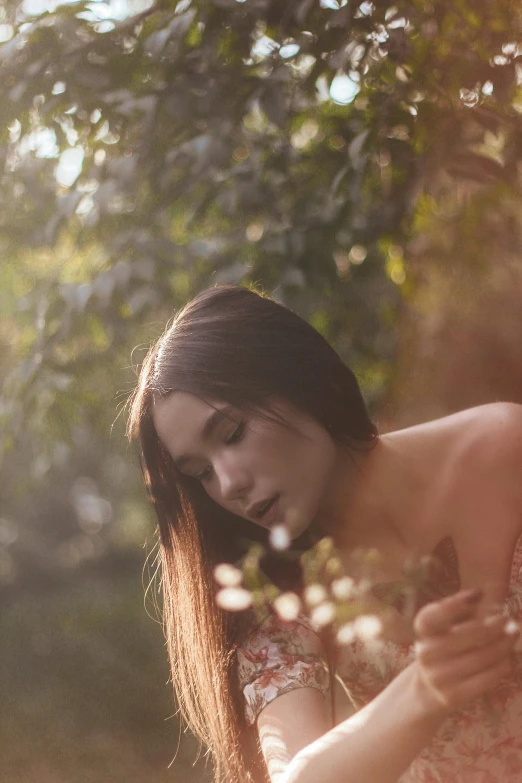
248, 494, 280, 526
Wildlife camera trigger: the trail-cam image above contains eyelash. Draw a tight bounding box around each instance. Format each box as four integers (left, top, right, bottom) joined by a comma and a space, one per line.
196, 419, 246, 482
226, 419, 245, 445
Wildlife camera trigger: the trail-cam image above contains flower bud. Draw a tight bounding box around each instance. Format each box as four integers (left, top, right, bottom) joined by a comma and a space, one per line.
331, 576, 356, 601
269, 524, 291, 551
274, 592, 301, 622
310, 601, 336, 629
337, 622, 356, 645
304, 583, 328, 607
214, 562, 243, 587
216, 587, 253, 611
353, 614, 382, 641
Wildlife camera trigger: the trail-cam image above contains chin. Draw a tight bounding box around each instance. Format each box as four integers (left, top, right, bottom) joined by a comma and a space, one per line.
286, 512, 316, 542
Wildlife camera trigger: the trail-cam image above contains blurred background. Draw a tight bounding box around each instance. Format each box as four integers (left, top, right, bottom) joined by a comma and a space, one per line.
0, 0, 521, 780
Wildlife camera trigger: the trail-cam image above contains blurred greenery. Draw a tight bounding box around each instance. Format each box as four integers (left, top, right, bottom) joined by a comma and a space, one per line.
1, 573, 210, 782
0, 0, 521, 780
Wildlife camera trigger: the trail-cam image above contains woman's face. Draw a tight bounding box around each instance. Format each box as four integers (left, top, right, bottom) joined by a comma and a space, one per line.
152, 391, 339, 540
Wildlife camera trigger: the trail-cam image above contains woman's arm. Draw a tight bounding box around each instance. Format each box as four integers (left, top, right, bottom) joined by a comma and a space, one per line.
258, 588, 518, 783
285, 660, 443, 783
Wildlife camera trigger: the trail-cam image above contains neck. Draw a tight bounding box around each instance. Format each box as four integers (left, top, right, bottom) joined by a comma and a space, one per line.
319, 435, 426, 556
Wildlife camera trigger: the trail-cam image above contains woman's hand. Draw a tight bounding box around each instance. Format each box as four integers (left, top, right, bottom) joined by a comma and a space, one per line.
411, 588, 519, 717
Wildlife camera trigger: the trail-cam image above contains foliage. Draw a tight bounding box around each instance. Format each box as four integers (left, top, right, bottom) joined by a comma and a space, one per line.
1, 0, 521, 460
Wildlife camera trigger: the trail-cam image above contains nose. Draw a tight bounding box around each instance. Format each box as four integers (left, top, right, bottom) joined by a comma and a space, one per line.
213, 454, 252, 502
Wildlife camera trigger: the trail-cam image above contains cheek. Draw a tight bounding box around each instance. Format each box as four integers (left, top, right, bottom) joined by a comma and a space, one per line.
258, 427, 334, 481
254, 428, 297, 466
292, 432, 337, 499
300, 443, 334, 491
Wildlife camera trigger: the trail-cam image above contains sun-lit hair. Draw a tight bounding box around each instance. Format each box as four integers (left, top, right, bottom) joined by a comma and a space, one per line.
126, 285, 377, 783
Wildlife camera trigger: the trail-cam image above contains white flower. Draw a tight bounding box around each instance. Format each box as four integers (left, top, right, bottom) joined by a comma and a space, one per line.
304, 583, 328, 606
269, 524, 291, 551
214, 562, 243, 587
274, 592, 301, 622
310, 601, 336, 629
215, 587, 253, 612
353, 614, 382, 640
331, 576, 356, 601
337, 622, 356, 645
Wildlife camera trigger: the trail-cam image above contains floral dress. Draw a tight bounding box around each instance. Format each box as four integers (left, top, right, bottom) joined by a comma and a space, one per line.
237, 533, 522, 782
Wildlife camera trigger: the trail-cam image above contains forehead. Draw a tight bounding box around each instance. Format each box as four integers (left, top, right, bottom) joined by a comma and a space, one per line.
152, 391, 222, 455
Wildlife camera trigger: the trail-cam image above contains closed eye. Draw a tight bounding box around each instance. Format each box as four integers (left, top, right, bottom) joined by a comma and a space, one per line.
225, 419, 245, 445
193, 419, 246, 482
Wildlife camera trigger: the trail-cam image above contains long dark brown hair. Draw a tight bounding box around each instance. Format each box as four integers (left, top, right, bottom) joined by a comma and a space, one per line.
126, 285, 377, 783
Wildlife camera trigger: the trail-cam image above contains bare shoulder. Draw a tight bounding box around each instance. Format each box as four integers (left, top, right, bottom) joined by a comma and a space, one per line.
428, 403, 522, 498
386, 405, 522, 592
441, 403, 522, 538
443, 404, 522, 592
404, 402, 522, 461
451, 402, 522, 476
392, 402, 522, 464
417, 401, 522, 437
390, 403, 522, 533
456, 401, 522, 438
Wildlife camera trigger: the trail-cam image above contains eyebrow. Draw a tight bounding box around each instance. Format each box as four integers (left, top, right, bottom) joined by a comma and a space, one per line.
173, 404, 235, 471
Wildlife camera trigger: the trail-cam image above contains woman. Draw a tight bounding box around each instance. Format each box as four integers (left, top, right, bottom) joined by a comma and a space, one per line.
127, 285, 522, 783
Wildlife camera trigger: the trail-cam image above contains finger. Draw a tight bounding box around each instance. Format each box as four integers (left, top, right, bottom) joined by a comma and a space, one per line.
448, 657, 513, 709
424, 632, 517, 687
415, 613, 514, 662
414, 588, 483, 637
